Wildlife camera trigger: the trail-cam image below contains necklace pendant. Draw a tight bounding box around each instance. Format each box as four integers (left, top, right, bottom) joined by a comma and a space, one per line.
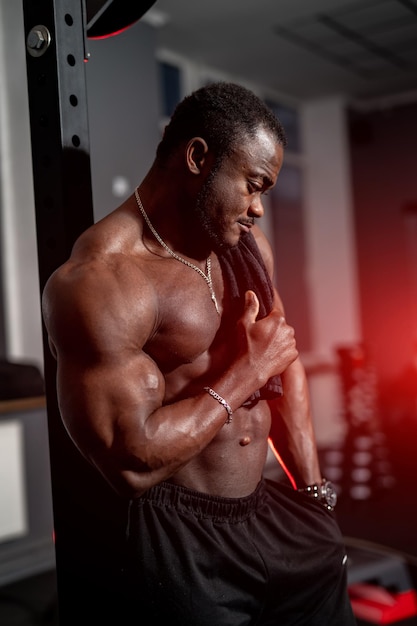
211, 293, 220, 315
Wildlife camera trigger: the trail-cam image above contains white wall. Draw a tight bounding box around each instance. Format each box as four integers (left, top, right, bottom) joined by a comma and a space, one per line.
300, 97, 362, 446
301, 97, 362, 360
0, 0, 43, 367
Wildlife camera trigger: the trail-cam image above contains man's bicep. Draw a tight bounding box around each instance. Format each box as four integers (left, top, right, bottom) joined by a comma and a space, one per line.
56, 346, 166, 461
45, 266, 164, 455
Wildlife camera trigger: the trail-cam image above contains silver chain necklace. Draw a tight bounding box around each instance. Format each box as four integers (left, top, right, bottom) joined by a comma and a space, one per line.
134, 188, 220, 315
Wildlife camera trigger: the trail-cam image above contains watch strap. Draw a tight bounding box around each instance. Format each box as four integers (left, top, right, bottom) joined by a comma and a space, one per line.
297, 478, 337, 511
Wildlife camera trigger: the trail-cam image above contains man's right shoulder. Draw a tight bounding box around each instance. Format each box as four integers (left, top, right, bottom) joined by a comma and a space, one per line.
42, 252, 158, 341
43, 255, 114, 300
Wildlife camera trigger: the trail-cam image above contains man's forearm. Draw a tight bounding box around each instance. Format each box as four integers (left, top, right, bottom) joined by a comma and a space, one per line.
270, 357, 322, 487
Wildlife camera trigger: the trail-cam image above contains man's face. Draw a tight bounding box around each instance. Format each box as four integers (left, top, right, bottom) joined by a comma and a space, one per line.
194, 127, 284, 251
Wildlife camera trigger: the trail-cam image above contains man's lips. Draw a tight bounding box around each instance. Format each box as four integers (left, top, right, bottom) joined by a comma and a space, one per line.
237, 219, 255, 231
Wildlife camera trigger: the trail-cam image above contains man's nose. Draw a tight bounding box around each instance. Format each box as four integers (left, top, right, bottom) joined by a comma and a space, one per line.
249, 195, 264, 218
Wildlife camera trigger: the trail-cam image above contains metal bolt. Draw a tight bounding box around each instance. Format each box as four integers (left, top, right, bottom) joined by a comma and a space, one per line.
27, 29, 45, 50
26, 25, 51, 58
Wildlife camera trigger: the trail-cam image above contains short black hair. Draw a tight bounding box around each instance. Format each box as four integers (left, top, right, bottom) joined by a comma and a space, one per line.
156, 82, 287, 164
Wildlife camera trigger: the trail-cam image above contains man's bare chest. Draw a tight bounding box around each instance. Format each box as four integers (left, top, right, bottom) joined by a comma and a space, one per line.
142, 259, 234, 371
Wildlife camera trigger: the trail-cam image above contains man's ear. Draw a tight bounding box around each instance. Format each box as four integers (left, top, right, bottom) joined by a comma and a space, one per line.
186, 137, 209, 174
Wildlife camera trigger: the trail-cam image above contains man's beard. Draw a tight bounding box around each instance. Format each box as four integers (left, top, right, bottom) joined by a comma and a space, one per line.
193, 165, 237, 253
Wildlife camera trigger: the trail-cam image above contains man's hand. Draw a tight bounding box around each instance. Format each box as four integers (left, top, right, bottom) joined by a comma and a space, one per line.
237, 290, 298, 386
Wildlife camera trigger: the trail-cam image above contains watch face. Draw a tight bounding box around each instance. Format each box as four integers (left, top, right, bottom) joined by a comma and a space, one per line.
323, 480, 337, 508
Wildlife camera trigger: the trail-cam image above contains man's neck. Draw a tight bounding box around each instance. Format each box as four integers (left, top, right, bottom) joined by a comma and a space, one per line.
136, 176, 211, 262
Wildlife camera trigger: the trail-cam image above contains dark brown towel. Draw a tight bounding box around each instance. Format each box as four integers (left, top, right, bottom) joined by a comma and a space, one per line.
219, 231, 283, 405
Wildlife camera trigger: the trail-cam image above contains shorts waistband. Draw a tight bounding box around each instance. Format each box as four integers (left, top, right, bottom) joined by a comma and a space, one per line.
136, 479, 265, 522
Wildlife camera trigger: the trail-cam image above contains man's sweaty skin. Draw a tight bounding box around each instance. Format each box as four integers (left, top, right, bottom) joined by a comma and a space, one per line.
42, 127, 320, 502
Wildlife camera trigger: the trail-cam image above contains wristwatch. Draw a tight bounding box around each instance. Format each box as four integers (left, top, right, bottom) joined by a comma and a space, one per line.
298, 478, 337, 511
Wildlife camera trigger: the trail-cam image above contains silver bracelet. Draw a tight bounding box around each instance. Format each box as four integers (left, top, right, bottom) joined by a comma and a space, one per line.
204, 387, 233, 424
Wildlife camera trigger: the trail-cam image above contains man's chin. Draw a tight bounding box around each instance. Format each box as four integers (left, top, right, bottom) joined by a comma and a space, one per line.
212, 235, 241, 254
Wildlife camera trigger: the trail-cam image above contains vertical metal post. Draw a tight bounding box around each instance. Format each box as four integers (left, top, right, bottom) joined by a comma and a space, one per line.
23, 1, 94, 282
22, 2, 126, 622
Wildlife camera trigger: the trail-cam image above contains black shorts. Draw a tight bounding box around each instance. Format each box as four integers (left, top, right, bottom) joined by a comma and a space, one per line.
124, 478, 356, 625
